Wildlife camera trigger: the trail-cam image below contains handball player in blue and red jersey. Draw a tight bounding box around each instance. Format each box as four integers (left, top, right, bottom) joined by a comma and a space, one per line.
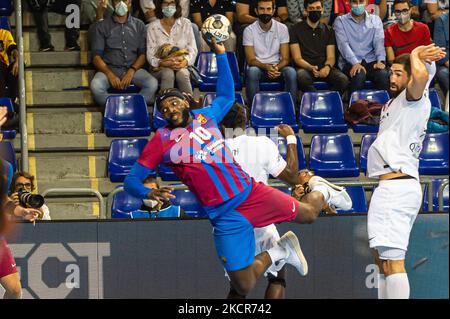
124, 39, 352, 296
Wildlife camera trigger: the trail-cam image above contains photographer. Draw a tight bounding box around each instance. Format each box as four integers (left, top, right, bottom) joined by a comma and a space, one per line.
9, 172, 50, 221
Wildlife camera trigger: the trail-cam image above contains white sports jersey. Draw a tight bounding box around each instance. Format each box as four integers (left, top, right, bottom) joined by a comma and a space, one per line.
225, 135, 287, 184
367, 67, 435, 180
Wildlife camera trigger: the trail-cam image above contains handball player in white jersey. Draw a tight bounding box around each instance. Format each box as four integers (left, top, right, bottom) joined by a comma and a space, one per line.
366, 44, 446, 299
220, 102, 304, 299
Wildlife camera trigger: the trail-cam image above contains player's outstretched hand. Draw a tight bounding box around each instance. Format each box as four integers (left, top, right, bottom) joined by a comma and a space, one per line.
275, 124, 295, 138
210, 38, 226, 55
148, 187, 176, 203
413, 44, 447, 64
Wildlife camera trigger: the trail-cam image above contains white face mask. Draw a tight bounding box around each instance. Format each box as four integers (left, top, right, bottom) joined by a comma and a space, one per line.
115, 1, 129, 17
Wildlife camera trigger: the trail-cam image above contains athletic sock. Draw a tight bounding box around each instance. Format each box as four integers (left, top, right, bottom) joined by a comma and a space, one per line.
267, 244, 288, 264
385, 273, 410, 299
310, 184, 331, 202
378, 274, 387, 299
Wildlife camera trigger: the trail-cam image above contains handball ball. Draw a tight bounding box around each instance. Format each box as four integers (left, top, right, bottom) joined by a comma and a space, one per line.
201, 14, 231, 44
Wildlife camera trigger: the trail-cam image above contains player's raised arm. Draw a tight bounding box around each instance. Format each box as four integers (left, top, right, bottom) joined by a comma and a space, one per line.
407, 44, 446, 101
209, 39, 235, 122
274, 125, 299, 186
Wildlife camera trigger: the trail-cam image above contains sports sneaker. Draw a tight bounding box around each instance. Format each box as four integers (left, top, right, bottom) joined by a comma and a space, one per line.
278, 231, 308, 276
308, 176, 353, 211
39, 44, 55, 52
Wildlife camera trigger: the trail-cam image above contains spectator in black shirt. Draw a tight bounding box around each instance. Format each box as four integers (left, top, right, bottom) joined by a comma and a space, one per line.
290, 0, 349, 93
191, 0, 237, 51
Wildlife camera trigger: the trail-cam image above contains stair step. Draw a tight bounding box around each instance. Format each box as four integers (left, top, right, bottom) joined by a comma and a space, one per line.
27, 90, 93, 106
25, 51, 91, 67
44, 197, 101, 220
22, 30, 89, 53
13, 133, 116, 151
27, 111, 103, 135
25, 68, 94, 92
30, 153, 108, 180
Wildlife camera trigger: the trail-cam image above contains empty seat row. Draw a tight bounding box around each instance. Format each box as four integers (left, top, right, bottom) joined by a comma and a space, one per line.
107, 132, 448, 185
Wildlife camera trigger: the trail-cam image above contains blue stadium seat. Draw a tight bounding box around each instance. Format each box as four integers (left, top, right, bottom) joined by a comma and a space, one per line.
364, 81, 374, 89
0, 0, 13, 16
111, 190, 142, 218
276, 187, 292, 195
349, 90, 390, 133
244, 62, 284, 91
359, 134, 377, 173
300, 91, 348, 133
422, 179, 449, 212
250, 92, 299, 132
104, 95, 151, 137
107, 84, 140, 94
419, 132, 449, 175
309, 134, 360, 177
270, 135, 307, 170
336, 185, 368, 213
429, 88, 441, 109
108, 139, 156, 182
0, 16, 10, 30
0, 97, 16, 139
197, 52, 242, 91
171, 189, 207, 217
158, 163, 180, 181
202, 92, 245, 107
0, 140, 17, 172
152, 101, 167, 130
312, 82, 330, 90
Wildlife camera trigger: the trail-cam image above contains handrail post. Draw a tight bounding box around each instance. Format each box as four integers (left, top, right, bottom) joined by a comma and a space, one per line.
438, 181, 449, 212
15, 0, 28, 172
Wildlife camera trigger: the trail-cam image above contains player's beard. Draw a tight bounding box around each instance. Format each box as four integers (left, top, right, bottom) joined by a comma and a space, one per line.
166, 108, 191, 129
389, 83, 404, 98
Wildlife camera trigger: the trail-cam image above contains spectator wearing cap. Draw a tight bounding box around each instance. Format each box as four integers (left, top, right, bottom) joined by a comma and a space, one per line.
90, 0, 158, 106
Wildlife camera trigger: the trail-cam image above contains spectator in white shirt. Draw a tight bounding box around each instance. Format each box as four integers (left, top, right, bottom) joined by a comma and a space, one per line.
147, 0, 198, 94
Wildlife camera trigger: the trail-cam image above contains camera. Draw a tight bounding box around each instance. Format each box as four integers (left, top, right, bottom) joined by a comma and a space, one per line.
17, 188, 45, 209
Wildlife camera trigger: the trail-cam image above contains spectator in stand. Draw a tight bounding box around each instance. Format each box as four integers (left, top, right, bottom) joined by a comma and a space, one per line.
424, 0, 449, 20
140, 0, 201, 52
334, 0, 386, 18
90, 0, 158, 106
286, 0, 332, 24
244, 0, 298, 104
0, 27, 18, 101
334, 0, 389, 94
290, 0, 349, 93
434, 12, 449, 94
147, 0, 197, 95
9, 172, 51, 221
235, 0, 289, 69
26, 0, 81, 51
378, 0, 420, 27
191, 0, 237, 52
385, 0, 431, 65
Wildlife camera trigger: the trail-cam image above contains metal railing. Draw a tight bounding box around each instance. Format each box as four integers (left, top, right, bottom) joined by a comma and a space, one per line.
105, 179, 441, 219
439, 181, 449, 212
15, 0, 28, 171
41, 188, 106, 219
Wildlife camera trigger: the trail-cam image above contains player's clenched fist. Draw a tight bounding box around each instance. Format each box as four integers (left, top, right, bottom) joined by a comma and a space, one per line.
275, 124, 295, 138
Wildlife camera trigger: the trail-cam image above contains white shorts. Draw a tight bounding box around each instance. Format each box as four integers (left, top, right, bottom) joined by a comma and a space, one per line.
368, 179, 422, 252
224, 224, 286, 280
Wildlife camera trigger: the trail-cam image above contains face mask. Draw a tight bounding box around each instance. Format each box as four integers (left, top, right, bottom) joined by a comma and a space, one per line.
308, 11, 322, 23
396, 12, 411, 25
162, 5, 177, 18
258, 13, 273, 24
351, 4, 366, 16
114, 1, 128, 17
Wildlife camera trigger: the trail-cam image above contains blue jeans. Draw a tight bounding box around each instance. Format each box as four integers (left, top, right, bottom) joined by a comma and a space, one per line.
90, 69, 158, 106
191, 23, 201, 54
246, 66, 298, 105
436, 66, 449, 94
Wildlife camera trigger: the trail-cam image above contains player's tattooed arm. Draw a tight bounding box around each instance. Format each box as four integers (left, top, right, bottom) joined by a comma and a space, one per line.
275, 125, 299, 186
407, 44, 446, 101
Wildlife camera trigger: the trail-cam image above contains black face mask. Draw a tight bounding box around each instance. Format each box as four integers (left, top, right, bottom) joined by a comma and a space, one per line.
258, 13, 273, 24
308, 10, 322, 23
